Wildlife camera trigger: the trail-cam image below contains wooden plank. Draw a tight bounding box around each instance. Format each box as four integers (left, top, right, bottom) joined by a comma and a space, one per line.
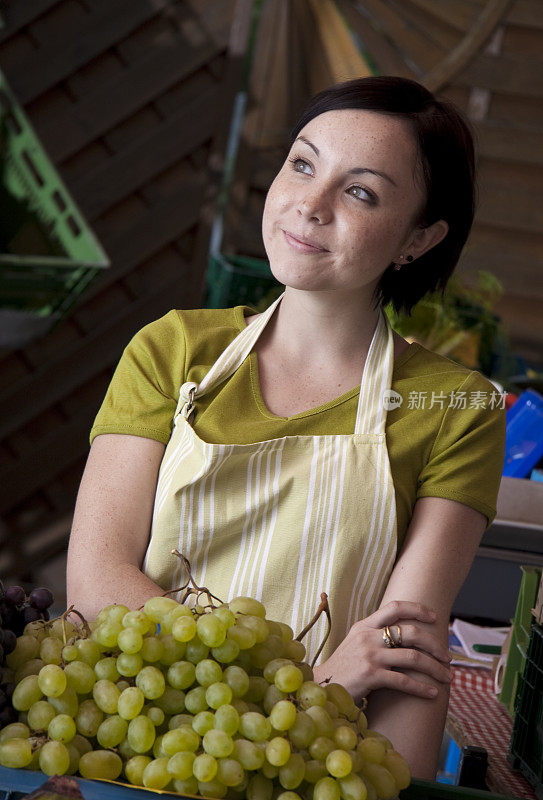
0, 0, 62, 42
502, 23, 543, 56
475, 162, 543, 235
506, 0, 543, 29
72, 87, 219, 219
308, 0, 373, 83
6, 0, 171, 104
460, 53, 543, 98
492, 293, 543, 358
489, 91, 543, 128
0, 184, 203, 440
408, 0, 480, 33
397, 0, 460, 52
475, 121, 543, 166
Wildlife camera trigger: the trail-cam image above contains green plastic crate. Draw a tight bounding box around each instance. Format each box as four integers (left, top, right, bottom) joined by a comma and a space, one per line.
205, 252, 280, 310
0, 67, 109, 347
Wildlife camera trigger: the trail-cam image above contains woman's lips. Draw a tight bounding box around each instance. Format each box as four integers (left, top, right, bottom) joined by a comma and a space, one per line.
282, 230, 328, 253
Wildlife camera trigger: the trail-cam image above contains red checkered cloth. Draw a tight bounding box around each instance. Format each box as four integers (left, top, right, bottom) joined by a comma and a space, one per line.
448, 665, 536, 798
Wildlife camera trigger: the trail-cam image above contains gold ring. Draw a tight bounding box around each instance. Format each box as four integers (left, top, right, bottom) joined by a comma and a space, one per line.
382, 626, 394, 648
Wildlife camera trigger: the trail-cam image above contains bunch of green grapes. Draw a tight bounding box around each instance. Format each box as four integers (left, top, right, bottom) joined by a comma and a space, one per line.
0, 594, 410, 800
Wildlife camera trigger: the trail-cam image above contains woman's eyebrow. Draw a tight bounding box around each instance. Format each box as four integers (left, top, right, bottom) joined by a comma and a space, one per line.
294, 136, 397, 187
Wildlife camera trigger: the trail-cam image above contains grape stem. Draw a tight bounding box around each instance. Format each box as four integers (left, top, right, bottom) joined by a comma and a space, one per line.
168, 550, 225, 608
295, 592, 332, 669
61, 605, 92, 640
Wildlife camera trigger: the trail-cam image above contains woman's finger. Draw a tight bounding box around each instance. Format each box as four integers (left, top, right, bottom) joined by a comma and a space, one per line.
384, 622, 451, 664
377, 646, 453, 685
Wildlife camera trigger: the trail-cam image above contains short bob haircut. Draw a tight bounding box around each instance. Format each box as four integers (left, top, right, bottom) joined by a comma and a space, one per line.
289, 76, 476, 316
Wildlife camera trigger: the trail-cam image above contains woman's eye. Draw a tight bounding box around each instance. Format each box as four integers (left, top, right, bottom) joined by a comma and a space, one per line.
348, 185, 375, 202
289, 157, 312, 175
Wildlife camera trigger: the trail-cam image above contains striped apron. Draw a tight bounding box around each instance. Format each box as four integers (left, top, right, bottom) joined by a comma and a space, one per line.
143, 292, 398, 665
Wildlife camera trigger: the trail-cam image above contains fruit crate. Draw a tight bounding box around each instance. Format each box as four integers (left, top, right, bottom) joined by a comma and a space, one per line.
0, 767, 526, 800
205, 252, 280, 310
0, 68, 109, 349
508, 620, 543, 798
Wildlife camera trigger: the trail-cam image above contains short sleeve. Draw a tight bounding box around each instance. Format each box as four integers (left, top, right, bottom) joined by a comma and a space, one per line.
89, 310, 186, 446
416, 371, 506, 528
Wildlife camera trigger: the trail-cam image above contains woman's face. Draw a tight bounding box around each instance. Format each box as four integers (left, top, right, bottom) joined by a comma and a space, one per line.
262, 109, 435, 298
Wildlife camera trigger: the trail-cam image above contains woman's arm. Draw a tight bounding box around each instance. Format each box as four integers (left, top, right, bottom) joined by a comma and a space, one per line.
66, 433, 166, 620
364, 496, 488, 779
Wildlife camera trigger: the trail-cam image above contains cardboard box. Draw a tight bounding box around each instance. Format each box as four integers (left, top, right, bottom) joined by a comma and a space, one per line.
496, 476, 543, 527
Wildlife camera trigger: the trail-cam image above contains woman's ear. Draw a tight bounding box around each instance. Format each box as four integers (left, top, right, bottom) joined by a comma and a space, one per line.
408, 219, 449, 261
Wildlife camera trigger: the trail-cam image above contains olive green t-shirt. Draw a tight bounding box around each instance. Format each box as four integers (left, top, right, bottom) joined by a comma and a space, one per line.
90, 304, 506, 550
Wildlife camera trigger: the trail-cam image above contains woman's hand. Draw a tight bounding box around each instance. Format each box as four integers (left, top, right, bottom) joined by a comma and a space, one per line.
313, 601, 452, 704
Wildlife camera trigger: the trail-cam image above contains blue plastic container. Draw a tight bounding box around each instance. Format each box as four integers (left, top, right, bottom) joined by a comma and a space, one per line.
503, 390, 543, 478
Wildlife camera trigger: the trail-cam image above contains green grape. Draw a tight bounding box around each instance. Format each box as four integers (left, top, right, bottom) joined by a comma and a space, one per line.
48, 714, 76, 743
195, 658, 223, 687
262, 684, 286, 715
185, 636, 210, 664
236, 615, 269, 643
275, 665, 303, 693
171, 776, 199, 795
198, 779, 227, 798
125, 754, 152, 785
245, 676, 268, 703
250, 641, 277, 670
62, 644, 79, 662
262, 761, 279, 779
118, 686, 145, 720
40, 636, 63, 665
167, 660, 196, 690
141, 636, 164, 663
64, 661, 96, 694
27, 700, 56, 731
304, 760, 329, 784
38, 664, 67, 698
162, 726, 200, 755
277, 793, 302, 800
315, 776, 341, 800
310, 736, 336, 761
79, 749, 123, 779
212, 605, 236, 628
0, 723, 30, 743
154, 686, 186, 715
206, 681, 233, 709
231, 698, 250, 716
324, 700, 340, 720
247, 773, 273, 800
338, 773, 368, 800
364, 729, 393, 749
203, 728, 234, 758
116, 680, 131, 692
75, 638, 101, 667
123, 609, 153, 634
153, 733, 167, 758
6, 634, 40, 670
158, 633, 187, 665
49, 618, 75, 640
75, 699, 103, 737
263, 658, 293, 684
144, 705, 165, 726
216, 756, 245, 787
192, 752, 218, 782
39, 740, 70, 776
326, 750, 352, 779
49, 686, 78, 718
334, 726, 358, 751
169, 713, 194, 730
161, 604, 192, 634
12, 675, 43, 711
299, 661, 314, 682
142, 756, 171, 789
92, 679, 120, 714
349, 749, 364, 774
117, 652, 143, 677
94, 656, 120, 683
381, 750, 410, 791
270, 700, 297, 731
192, 710, 215, 736
282, 639, 306, 661
94, 620, 123, 649
172, 615, 197, 643
23, 620, 48, 641
357, 710, 368, 734
227, 624, 257, 650
306, 706, 335, 737
97, 715, 128, 748
266, 736, 291, 766
288, 711, 317, 749
118, 627, 143, 654
360, 763, 397, 800
298, 681, 327, 709
232, 739, 265, 770
166, 750, 196, 780
228, 596, 266, 618
65, 742, 80, 775
14, 658, 44, 684
325, 684, 357, 718
118, 737, 138, 761
197, 614, 226, 648
136, 665, 165, 700
224, 665, 250, 697
97, 603, 130, 625
214, 703, 239, 735
211, 638, 240, 663
128, 714, 156, 753
279, 752, 306, 789
0, 738, 33, 768
357, 737, 385, 764
185, 685, 208, 715
143, 596, 179, 622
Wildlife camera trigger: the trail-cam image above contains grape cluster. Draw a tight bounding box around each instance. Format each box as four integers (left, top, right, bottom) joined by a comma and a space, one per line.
0, 594, 410, 800
0, 581, 54, 728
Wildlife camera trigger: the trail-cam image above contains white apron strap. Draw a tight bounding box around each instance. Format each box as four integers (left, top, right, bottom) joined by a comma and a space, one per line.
354, 308, 395, 436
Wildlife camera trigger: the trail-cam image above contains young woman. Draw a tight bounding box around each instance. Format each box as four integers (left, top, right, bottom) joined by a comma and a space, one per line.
67, 76, 506, 778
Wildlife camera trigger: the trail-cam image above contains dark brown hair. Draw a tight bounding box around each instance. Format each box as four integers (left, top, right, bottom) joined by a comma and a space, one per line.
290, 76, 476, 315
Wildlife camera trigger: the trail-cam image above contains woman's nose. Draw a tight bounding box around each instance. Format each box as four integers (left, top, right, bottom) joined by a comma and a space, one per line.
296, 186, 332, 224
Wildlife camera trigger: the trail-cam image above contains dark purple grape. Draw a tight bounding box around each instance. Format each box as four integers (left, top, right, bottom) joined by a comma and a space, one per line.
0, 689, 6, 710
22, 605, 42, 625
41, 609, 50, 622
2, 629, 16, 655
1, 605, 18, 630
4, 682, 14, 699
0, 644, 3, 663
4, 586, 25, 607
29, 587, 54, 611
0, 705, 17, 726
